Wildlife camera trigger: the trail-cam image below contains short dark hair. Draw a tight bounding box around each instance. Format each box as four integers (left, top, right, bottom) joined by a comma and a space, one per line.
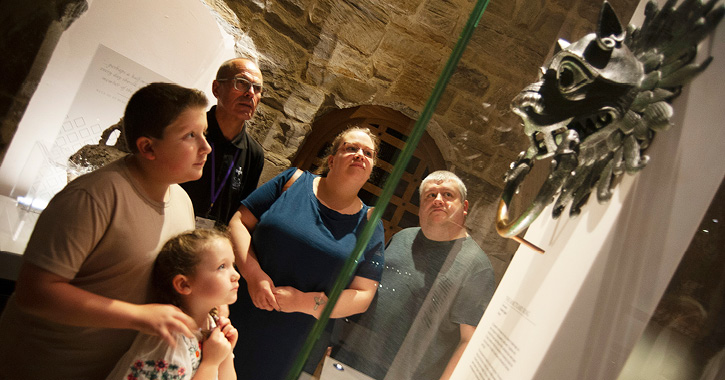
152, 228, 230, 307
123, 82, 208, 153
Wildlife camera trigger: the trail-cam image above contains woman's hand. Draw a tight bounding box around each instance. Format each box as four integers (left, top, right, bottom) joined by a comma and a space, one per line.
274, 287, 329, 319
273, 286, 304, 314
247, 270, 280, 311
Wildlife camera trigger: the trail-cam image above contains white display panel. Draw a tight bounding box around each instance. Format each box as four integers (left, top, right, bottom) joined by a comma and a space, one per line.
450, 2, 725, 378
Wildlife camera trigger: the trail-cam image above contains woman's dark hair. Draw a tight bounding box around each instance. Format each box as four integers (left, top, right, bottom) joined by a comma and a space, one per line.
123, 82, 208, 153
314, 126, 380, 176
152, 228, 230, 307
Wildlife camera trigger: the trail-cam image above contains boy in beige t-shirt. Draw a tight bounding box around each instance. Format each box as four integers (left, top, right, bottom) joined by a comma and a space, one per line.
0, 83, 212, 380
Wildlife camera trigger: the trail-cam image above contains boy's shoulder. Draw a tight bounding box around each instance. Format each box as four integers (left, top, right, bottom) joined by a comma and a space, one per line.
66, 158, 130, 191
59, 158, 142, 207
62, 157, 191, 209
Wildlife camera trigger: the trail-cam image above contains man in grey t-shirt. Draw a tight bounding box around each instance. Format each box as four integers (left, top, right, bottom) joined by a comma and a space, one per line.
332, 170, 496, 380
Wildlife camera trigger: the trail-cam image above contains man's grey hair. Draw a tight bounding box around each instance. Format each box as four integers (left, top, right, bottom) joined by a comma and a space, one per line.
419, 170, 467, 201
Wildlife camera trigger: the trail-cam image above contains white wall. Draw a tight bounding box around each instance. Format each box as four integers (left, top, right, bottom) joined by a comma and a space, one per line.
451, 0, 725, 378
0, 0, 236, 195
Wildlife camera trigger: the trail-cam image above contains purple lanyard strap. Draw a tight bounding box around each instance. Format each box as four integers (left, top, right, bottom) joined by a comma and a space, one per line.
209, 142, 241, 212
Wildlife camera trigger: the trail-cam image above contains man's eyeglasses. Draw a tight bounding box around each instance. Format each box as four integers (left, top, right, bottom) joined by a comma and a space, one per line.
339, 142, 376, 159
217, 77, 264, 95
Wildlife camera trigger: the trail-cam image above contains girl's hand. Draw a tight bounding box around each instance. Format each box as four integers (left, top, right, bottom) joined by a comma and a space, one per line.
217, 316, 239, 350
133, 304, 198, 347
202, 326, 232, 366
247, 270, 280, 312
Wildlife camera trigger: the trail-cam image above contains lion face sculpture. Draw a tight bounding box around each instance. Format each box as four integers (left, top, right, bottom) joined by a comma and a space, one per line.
497, 0, 723, 240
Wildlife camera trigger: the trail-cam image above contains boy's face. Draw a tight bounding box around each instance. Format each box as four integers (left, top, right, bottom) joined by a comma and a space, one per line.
149, 106, 211, 184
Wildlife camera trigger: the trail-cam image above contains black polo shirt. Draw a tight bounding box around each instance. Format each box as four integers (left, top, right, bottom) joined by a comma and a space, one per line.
181, 106, 264, 225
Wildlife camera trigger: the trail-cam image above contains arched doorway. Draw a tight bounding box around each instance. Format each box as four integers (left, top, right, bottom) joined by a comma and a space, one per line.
292, 105, 446, 241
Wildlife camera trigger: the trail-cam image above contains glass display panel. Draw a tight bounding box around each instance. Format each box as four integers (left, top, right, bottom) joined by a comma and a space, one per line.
618, 177, 725, 380
7, 1, 703, 380
288, 0, 643, 378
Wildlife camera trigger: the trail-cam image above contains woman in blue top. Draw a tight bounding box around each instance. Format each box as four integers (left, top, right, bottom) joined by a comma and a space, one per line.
228, 126, 385, 379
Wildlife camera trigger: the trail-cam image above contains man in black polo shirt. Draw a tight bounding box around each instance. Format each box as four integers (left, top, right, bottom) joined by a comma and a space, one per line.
182, 58, 265, 227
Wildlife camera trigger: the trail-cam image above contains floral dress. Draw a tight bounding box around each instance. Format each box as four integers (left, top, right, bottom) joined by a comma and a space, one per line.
105, 315, 216, 380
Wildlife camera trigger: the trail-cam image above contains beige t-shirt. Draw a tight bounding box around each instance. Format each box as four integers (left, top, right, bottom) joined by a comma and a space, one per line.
0, 158, 195, 380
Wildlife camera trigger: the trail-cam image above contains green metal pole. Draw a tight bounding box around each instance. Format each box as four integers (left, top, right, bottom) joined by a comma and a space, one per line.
286, 1, 491, 378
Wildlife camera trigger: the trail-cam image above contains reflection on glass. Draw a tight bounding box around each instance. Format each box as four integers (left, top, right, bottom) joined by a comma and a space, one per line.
377, 140, 421, 176
290, 0, 495, 373
330, 170, 496, 380
399, 210, 418, 230
618, 178, 725, 380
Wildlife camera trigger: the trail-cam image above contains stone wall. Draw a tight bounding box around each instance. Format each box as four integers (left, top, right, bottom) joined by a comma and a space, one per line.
203, 0, 640, 279
0, 0, 640, 279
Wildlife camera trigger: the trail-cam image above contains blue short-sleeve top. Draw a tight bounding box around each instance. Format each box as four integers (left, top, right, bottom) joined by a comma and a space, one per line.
241, 168, 385, 293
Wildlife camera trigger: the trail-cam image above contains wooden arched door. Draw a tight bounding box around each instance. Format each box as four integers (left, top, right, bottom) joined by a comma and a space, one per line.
292, 105, 446, 242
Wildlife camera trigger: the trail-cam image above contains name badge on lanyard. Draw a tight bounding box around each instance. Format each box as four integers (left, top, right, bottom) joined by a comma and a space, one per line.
195, 216, 216, 229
